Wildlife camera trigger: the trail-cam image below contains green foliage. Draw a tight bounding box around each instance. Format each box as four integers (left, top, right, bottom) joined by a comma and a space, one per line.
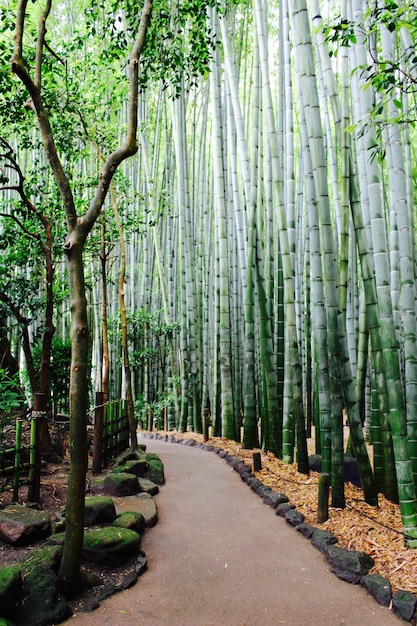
32, 338, 71, 412
134, 386, 177, 430
0, 368, 24, 413
322, 1, 417, 151
109, 308, 179, 364
138, 0, 219, 95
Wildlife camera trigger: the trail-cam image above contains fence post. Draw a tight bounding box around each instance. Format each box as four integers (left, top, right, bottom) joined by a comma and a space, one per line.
317, 472, 330, 523
28, 392, 46, 502
92, 391, 104, 475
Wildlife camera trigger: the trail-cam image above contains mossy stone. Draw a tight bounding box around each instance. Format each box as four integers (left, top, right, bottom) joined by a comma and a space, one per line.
83, 526, 141, 566
144, 458, 165, 485
84, 495, 117, 525
90, 473, 140, 497
112, 459, 148, 477
0, 565, 22, 617
112, 511, 146, 534
0, 504, 51, 545
17, 565, 71, 626
23, 544, 63, 574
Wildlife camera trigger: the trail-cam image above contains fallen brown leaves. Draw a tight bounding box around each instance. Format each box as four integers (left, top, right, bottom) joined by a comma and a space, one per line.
158, 431, 417, 596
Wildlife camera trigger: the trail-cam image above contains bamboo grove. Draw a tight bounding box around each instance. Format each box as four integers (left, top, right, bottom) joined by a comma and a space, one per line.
2, 0, 417, 548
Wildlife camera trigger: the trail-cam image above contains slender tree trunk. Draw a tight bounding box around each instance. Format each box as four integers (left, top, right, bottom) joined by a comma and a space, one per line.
100, 216, 110, 403
111, 189, 137, 449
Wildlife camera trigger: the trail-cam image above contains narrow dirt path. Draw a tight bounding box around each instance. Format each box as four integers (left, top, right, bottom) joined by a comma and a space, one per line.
65, 437, 400, 626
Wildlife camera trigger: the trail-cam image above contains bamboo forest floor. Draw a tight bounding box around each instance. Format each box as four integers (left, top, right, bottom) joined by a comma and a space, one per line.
66, 432, 403, 626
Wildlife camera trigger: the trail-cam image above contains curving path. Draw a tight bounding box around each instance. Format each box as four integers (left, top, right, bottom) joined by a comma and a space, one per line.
66, 437, 400, 626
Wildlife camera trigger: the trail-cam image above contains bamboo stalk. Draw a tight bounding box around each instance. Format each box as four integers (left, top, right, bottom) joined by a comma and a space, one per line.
13, 419, 22, 502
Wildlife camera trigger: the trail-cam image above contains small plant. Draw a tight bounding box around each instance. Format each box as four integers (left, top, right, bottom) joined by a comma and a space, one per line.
134, 387, 177, 431
0, 368, 25, 441
0, 368, 25, 413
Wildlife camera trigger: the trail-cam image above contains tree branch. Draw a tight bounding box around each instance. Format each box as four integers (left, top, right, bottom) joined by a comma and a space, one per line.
12, 0, 77, 230
0, 138, 51, 252
0, 212, 41, 241
81, 0, 153, 236
35, 0, 52, 89
0, 292, 37, 393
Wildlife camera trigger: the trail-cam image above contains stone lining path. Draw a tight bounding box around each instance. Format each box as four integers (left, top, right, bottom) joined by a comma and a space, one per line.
66, 437, 401, 625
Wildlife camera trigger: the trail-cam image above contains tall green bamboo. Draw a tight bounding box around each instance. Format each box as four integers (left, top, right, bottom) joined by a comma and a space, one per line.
208, 6, 236, 441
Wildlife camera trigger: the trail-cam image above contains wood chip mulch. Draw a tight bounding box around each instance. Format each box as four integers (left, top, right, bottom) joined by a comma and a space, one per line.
157, 431, 417, 596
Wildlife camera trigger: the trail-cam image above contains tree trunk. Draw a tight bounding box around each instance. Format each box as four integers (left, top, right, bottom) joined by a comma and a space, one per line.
112, 189, 137, 450
59, 241, 89, 596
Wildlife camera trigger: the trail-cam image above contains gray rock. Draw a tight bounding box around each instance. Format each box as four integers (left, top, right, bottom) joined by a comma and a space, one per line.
392, 589, 417, 622
118, 571, 138, 590
0, 504, 50, 545
361, 573, 392, 607
132, 492, 158, 527
235, 464, 252, 479
136, 552, 148, 576
296, 522, 314, 538
255, 485, 270, 498
324, 544, 374, 584
0, 565, 22, 617
285, 508, 305, 527
228, 457, 244, 469
276, 503, 296, 517
263, 491, 289, 508
112, 511, 146, 534
84, 495, 117, 525
91, 472, 140, 497
138, 477, 159, 495
83, 526, 141, 566
247, 477, 263, 491
97, 584, 117, 602
311, 528, 338, 552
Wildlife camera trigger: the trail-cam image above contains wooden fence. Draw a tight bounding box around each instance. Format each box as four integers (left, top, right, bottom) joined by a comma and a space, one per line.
0, 416, 38, 501
92, 392, 130, 474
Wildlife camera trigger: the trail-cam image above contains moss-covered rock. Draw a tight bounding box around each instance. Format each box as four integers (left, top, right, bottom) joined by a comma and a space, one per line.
23, 543, 63, 574
0, 504, 51, 545
112, 459, 148, 477
0, 565, 22, 618
138, 477, 159, 495
112, 511, 146, 534
144, 456, 165, 485
48, 532, 65, 547
84, 495, 117, 525
17, 565, 71, 626
90, 472, 140, 497
83, 526, 141, 566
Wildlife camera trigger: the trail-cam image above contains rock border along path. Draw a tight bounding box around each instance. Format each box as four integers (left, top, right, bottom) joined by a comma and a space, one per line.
66, 436, 401, 626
